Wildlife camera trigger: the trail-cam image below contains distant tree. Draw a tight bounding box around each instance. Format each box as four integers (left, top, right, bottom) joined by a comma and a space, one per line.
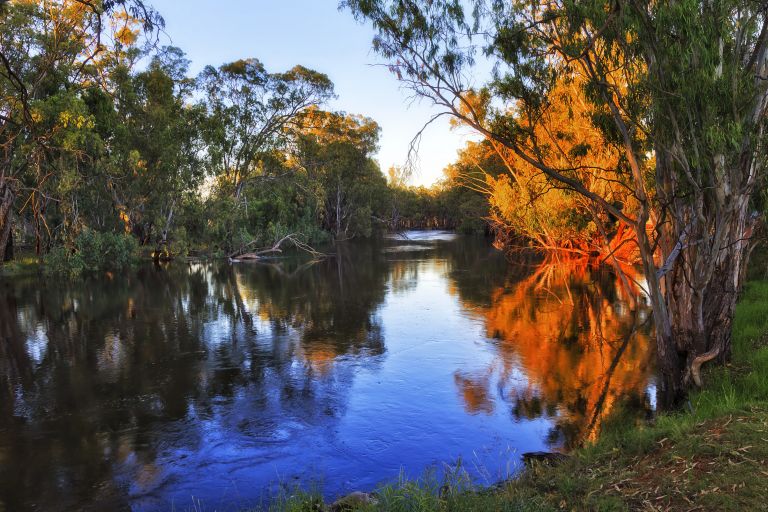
199, 59, 335, 199
293, 108, 387, 239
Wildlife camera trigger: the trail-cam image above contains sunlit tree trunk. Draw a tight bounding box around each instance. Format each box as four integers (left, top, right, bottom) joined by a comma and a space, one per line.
158, 201, 176, 251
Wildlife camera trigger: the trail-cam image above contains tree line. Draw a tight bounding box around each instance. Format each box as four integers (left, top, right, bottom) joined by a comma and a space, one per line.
0, 0, 485, 274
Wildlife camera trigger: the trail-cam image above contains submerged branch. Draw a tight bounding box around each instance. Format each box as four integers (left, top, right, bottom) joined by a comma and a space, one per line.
229, 233, 326, 260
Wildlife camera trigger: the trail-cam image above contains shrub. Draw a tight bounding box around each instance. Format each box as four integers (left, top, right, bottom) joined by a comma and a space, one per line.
44, 229, 139, 276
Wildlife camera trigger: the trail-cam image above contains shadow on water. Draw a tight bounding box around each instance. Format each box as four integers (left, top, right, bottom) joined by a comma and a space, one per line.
0, 233, 655, 511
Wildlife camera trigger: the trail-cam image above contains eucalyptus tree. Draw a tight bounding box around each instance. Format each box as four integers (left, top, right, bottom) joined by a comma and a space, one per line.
0, 0, 162, 260
344, 0, 768, 405
293, 109, 388, 239
102, 46, 205, 247
198, 59, 335, 199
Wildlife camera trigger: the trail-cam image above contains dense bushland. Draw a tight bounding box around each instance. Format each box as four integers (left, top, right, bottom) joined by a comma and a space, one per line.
0, 1, 485, 276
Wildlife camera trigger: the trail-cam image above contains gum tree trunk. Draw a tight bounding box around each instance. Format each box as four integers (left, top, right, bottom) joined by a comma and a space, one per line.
650, 152, 758, 407
0, 178, 15, 263
3, 230, 12, 262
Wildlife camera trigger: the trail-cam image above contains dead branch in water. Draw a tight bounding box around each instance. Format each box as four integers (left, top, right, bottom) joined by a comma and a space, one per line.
371, 215, 412, 240
229, 233, 325, 260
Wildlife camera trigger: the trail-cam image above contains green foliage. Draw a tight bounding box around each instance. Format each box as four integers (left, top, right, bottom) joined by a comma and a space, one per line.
44, 230, 139, 277
388, 181, 489, 234
199, 59, 335, 198
294, 109, 389, 239
190, 171, 330, 255
456, 195, 488, 234
1, 0, 490, 267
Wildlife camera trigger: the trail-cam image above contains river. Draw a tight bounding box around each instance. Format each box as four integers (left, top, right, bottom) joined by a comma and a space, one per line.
0, 231, 656, 511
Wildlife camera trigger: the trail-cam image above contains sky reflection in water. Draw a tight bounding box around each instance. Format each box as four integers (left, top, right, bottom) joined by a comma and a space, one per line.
0, 232, 655, 511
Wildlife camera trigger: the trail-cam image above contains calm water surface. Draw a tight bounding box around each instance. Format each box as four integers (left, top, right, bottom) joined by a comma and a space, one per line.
0, 232, 656, 511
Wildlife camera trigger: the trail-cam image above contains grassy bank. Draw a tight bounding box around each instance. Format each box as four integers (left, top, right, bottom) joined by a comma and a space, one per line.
0, 256, 41, 278
264, 281, 768, 512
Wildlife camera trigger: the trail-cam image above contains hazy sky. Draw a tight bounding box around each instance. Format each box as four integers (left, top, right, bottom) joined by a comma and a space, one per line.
148, 0, 480, 187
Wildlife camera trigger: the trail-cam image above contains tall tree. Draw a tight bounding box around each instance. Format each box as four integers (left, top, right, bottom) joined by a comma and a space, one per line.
199, 59, 335, 199
0, 0, 162, 260
344, 0, 768, 405
293, 108, 387, 239
102, 46, 204, 246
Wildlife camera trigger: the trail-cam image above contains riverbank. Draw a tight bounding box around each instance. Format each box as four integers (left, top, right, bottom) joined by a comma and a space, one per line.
267, 280, 768, 512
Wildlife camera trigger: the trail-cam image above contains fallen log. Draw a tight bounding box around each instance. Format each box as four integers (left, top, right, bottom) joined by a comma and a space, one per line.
229, 233, 325, 261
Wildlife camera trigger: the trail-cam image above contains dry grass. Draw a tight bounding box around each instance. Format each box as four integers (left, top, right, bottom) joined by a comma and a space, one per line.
512, 407, 768, 511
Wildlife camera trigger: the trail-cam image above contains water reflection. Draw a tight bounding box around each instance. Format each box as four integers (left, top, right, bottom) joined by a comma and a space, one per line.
0, 234, 654, 511
450, 259, 655, 449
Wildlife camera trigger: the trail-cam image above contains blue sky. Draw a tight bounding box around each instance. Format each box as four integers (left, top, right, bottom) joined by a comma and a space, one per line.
148, 0, 480, 187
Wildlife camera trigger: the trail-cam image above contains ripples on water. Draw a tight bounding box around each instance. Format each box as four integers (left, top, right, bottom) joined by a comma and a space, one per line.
0, 232, 656, 511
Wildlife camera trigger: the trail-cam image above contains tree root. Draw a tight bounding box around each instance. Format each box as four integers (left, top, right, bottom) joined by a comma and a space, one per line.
689, 347, 722, 388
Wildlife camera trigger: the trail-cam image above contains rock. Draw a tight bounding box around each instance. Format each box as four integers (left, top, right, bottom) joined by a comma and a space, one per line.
487, 478, 514, 492
330, 491, 378, 511
522, 451, 569, 467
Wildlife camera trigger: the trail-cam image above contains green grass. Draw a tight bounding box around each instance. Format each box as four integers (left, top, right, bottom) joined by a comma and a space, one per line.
247, 280, 768, 512
0, 256, 41, 277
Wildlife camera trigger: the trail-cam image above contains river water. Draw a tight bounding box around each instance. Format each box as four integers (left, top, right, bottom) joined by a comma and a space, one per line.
0, 231, 656, 511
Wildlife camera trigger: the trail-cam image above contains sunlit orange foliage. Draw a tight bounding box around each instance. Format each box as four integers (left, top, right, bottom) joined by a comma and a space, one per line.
452, 74, 644, 263
295, 106, 379, 151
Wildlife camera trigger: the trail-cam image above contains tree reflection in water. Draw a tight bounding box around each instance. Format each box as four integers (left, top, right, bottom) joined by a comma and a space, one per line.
0, 246, 388, 511
0, 236, 654, 510
450, 258, 655, 449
